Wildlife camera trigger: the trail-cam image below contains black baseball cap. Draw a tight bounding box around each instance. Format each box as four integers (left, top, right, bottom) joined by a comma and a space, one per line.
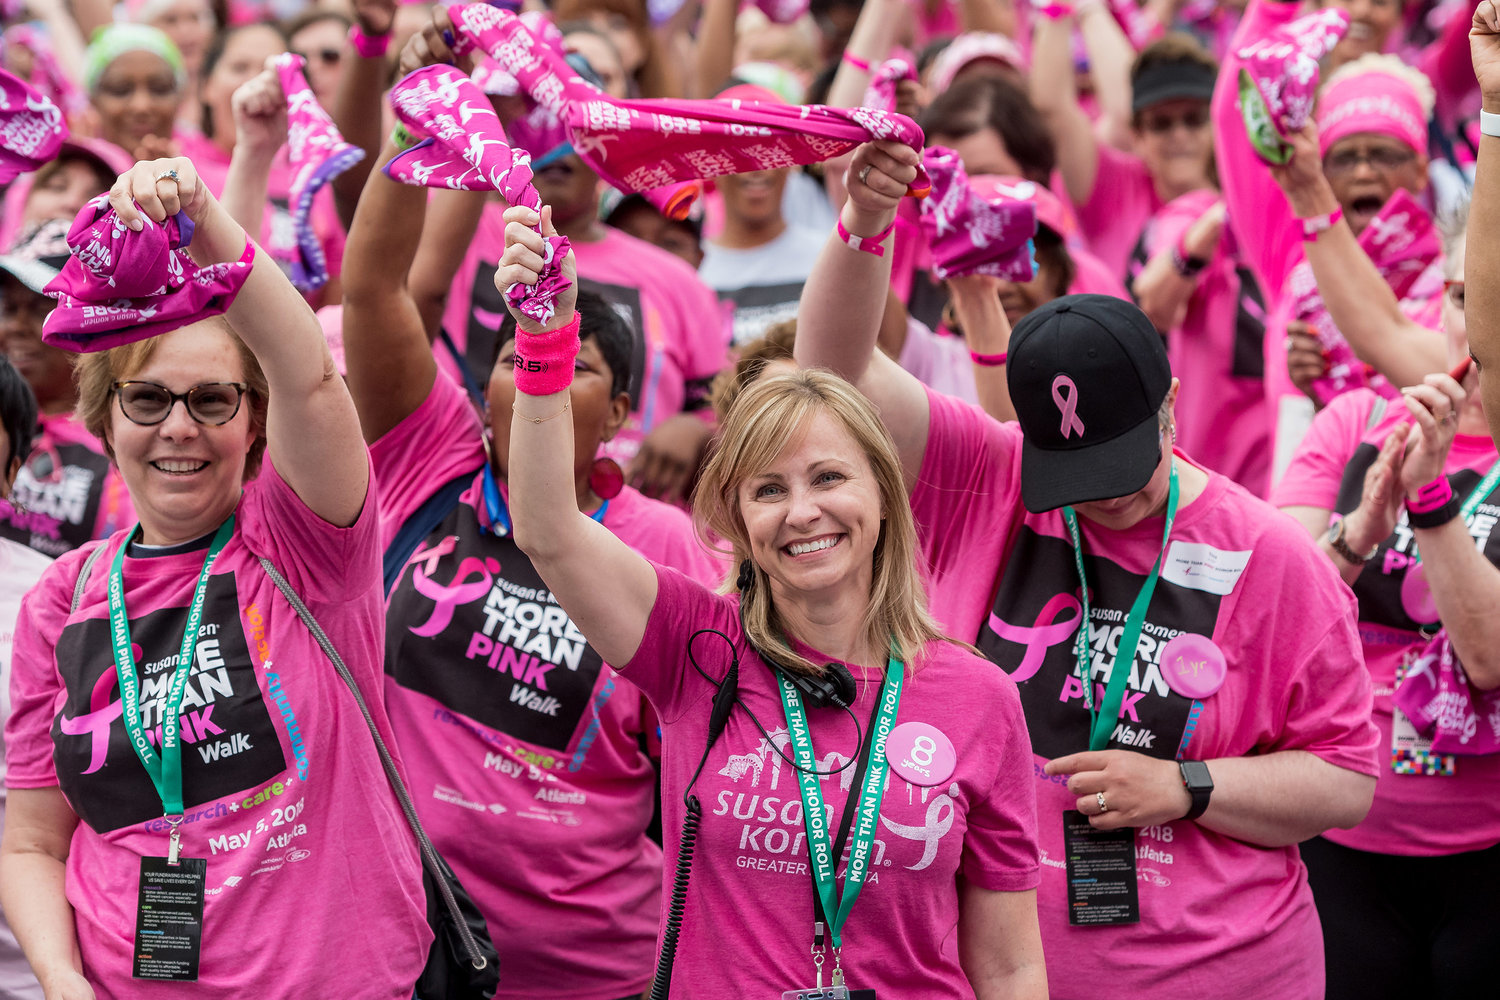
1007, 294, 1172, 513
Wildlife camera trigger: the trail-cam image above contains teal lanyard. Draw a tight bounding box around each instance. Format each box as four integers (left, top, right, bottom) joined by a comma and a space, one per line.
1459, 460, 1500, 523
780, 656, 904, 949
481, 464, 608, 536
1061, 463, 1180, 752
108, 517, 235, 849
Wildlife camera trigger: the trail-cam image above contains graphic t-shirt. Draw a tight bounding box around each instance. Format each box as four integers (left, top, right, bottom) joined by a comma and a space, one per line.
371, 370, 723, 1000
621, 563, 1039, 998
698, 225, 826, 347
909, 386, 1380, 1000
1273, 389, 1500, 856
440, 206, 728, 465
0, 411, 133, 557
5, 465, 430, 1000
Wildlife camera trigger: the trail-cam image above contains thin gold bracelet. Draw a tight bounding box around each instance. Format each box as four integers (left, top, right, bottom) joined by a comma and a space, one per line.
513, 400, 570, 424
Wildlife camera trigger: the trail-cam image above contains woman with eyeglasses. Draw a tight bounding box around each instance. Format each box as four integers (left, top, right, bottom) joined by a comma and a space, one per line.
0, 157, 428, 999
1265, 106, 1500, 996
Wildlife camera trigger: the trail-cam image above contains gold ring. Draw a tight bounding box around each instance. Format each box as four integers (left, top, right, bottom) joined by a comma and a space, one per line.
859, 164, 873, 186
1096, 791, 1109, 813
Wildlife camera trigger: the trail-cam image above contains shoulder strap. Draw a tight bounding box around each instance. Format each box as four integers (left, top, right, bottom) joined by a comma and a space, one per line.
382, 472, 475, 596
436, 327, 488, 410
1364, 394, 1389, 433
255, 555, 490, 974
70, 543, 110, 614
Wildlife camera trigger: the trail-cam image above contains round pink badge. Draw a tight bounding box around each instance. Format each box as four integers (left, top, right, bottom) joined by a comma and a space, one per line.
885, 722, 957, 787
1159, 633, 1227, 700
1400, 562, 1440, 625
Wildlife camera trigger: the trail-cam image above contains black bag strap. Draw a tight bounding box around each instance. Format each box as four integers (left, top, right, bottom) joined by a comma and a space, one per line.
255, 555, 490, 975
70, 543, 110, 613
437, 327, 489, 411
383, 472, 474, 596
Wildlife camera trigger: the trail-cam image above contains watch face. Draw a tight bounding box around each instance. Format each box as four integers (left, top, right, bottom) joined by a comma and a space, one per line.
1181, 760, 1213, 791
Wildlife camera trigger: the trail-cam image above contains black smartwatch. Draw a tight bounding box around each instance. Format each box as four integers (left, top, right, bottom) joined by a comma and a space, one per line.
1179, 760, 1213, 821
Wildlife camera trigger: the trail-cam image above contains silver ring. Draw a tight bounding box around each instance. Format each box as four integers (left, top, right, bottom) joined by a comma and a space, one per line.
1096, 791, 1109, 814
858, 164, 873, 186
155, 168, 180, 184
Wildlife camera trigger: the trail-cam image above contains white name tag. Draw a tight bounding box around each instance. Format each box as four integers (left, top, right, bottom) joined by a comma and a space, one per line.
1161, 542, 1251, 596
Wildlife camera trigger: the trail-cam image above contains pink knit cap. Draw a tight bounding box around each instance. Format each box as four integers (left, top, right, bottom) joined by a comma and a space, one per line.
1316, 66, 1429, 156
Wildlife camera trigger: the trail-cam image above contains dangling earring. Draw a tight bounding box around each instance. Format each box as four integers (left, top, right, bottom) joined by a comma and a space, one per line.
589, 457, 624, 500
736, 559, 755, 593
1170, 422, 1178, 445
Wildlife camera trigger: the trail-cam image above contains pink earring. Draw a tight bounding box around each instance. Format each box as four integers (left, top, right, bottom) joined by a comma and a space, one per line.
589, 457, 624, 500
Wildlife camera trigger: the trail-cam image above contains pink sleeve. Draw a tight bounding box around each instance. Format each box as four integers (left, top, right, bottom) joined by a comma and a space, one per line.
1212, 0, 1304, 299
369, 370, 487, 545
620, 561, 733, 723
1074, 144, 1152, 241
1420, 8, 1480, 129
911, 387, 1023, 530
1269, 389, 1376, 509
959, 673, 1041, 892
4, 552, 81, 788
1269, 608, 1381, 777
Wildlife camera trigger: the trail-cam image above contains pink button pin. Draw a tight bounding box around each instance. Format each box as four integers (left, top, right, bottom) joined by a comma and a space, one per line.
885, 722, 957, 787
1400, 562, 1440, 625
1159, 633, 1227, 700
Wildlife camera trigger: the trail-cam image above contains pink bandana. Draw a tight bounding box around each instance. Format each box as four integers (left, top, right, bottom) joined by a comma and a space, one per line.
272, 54, 365, 293
385, 65, 572, 327
444, 3, 930, 197
3, 27, 88, 117
919, 148, 1037, 282
1292, 188, 1442, 406
1105, 0, 1163, 49
1315, 64, 1429, 157
645, 180, 702, 220
41, 194, 256, 352
1393, 632, 1500, 756
928, 32, 1026, 95
862, 57, 916, 115
0, 68, 67, 185
1235, 9, 1349, 164
754, 0, 809, 24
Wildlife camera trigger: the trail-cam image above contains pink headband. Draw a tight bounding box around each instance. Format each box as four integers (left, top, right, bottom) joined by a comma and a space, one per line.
272, 54, 365, 293
919, 148, 1037, 282
42, 194, 256, 352
386, 65, 572, 328
928, 33, 1026, 96
0, 68, 67, 185
443, 3, 930, 197
1316, 68, 1429, 157
863, 57, 916, 115
1235, 8, 1348, 164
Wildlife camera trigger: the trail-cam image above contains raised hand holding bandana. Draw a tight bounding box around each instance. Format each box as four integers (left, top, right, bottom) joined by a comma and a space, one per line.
385, 65, 571, 327
0, 68, 67, 184
919, 147, 1037, 282
272, 54, 365, 293
863, 57, 916, 115
42, 193, 255, 352
1236, 9, 1349, 164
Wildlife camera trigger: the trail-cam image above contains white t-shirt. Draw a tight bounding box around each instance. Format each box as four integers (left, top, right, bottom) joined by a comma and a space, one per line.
699, 225, 827, 347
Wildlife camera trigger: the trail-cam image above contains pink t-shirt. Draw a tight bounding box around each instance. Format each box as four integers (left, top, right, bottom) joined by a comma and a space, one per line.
370, 370, 723, 1000
5, 464, 430, 999
0, 411, 133, 558
1272, 388, 1500, 856
439, 206, 727, 465
1133, 190, 1272, 497
909, 386, 1380, 1000
622, 563, 1039, 997
1075, 143, 1159, 280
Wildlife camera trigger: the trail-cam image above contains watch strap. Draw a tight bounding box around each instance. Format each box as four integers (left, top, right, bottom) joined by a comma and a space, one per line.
1407, 492, 1463, 530
1179, 760, 1212, 821
1327, 518, 1377, 563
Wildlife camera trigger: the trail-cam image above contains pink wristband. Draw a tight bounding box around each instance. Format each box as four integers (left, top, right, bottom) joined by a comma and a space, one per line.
970, 351, 1008, 367
1034, 2, 1075, 17
1300, 206, 1344, 242
841, 51, 872, 72
1406, 476, 1454, 514
837, 216, 896, 257
512, 313, 581, 396
348, 24, 391, 59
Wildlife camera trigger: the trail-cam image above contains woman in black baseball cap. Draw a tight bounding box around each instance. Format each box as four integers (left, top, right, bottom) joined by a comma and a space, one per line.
796, 139, 1382, 1000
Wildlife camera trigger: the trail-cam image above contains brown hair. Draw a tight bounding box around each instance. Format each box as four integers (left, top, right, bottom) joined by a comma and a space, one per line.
694, 369, 951, 676
74, 316, 270, 478
710, 319, 798, 421
920, 75, 1056, 185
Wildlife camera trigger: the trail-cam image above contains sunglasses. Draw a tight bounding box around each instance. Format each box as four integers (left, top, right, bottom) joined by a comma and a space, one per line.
1138, 107, 1210, 134
113, 381, 249, 426
295, 47, 342, 66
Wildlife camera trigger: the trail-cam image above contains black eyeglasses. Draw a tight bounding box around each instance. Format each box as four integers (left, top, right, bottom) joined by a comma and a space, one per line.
295, 47, 342, 65
113, 381, 249, 426
1139, 107, 1210, 135
1323, 146, 1416, 176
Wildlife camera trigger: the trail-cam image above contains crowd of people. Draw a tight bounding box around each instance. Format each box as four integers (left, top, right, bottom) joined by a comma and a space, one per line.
2, 0, 1500, 995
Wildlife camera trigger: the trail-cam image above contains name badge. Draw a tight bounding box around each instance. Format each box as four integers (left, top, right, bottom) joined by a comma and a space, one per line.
1063, 811, 1140, 926
133, 856, 207, 981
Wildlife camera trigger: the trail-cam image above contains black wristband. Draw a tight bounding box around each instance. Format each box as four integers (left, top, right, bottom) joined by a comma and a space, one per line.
1407, 493, 1463, 530
1171, 244, 1207, 278
1180, 760, 1213, 821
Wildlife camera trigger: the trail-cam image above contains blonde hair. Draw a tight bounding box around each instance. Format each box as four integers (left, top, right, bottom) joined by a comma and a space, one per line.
694, 369, 950, 676
74, 316, 269, 478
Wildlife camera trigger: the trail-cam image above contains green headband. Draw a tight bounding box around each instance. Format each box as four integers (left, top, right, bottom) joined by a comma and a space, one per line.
84, 24, 186, 95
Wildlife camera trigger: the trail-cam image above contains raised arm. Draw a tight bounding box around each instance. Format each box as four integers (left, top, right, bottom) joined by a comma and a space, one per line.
948, 273, 1017, 422
1469, 0, 1500, 442
1131, 200, 1226, 332
329, 0, 397, 230
1029, 10, 1102, 206
691, 0, 737, 99
795, 141, 931, 483
500, 206, 658, 667
112, 158, 368, 527
822, 0, 906, 212
218, 64, 285, 246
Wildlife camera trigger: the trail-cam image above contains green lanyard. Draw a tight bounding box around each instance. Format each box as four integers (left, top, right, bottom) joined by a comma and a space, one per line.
1061, 463, 1179, 752
779, 656, 904, 955
1459, 460, 1500, 524
108, 517, 235, 858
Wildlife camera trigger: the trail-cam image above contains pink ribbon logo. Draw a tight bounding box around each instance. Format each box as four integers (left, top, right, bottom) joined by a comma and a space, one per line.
987, 592, 1083, 683
1051, 374, 1085, 439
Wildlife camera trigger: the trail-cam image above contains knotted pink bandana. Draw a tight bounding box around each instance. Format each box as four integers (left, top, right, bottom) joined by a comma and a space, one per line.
754, 0, 809, 24
1293, 188, 1442, 406
1316, 65, 1430, 157
385, 65, 572, 327
919, 148, 1037, 282
862, 57, 916, 115
0, 68, 67, 185
42, 194, 256, 352
273, 53, 365, 293
1393, 632, 1500, 756
1235, 8, 1349, 164
444, 2, 930, 197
